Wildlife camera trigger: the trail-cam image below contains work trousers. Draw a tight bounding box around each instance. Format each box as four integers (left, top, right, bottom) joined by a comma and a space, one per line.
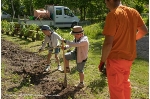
106, 59, 133, 99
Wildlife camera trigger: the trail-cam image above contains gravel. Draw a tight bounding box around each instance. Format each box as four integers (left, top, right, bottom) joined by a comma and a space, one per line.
136, 35, 149, 60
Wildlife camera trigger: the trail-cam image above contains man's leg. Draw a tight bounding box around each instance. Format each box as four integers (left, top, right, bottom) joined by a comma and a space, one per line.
55, 54, 60, 65
124, 72, 131, 99
79, 72, 84, 83
76, 62, 85, 88
106, 59, 132, 99
44, 52, 52, 71
55, 53, 63, 71
65, 58, 69, 68
54, 48, 60, 66
47, 52, 52, 65
64, 51, 75, 72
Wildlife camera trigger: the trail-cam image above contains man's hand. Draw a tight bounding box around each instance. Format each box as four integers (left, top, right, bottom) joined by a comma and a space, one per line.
98, 61, 105, 72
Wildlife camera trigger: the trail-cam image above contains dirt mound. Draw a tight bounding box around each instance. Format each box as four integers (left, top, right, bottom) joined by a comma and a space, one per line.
1, 39, 88, 99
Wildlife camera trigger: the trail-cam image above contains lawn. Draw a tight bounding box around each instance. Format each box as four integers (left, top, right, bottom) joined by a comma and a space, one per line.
1, 23, 149, 99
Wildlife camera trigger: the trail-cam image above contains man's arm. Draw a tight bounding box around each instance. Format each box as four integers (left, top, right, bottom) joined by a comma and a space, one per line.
136, 24, 148, 40
101, 35, 114, 62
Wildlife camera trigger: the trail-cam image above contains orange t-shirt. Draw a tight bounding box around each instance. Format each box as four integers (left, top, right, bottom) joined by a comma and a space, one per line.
103, 6, 145, 60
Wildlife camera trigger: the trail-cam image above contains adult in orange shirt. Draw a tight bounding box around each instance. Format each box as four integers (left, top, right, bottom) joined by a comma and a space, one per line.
98, 0, 148, 99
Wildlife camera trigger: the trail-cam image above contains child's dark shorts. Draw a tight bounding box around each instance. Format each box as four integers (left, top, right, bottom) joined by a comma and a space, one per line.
49, 47, 60, 54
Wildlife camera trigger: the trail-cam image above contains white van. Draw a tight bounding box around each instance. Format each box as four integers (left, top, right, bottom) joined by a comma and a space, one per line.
18, 5, 80, 28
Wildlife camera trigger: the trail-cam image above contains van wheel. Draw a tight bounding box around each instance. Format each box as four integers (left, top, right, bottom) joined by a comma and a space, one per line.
71, 22, 77, 28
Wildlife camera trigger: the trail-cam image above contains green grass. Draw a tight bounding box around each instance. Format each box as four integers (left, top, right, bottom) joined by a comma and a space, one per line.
130, 59, 149, 99
1, 23, 149, 99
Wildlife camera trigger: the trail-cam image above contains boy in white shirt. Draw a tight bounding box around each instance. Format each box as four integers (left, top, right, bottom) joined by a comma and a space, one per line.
62, 26, 89, 88
39, 25, 63, 72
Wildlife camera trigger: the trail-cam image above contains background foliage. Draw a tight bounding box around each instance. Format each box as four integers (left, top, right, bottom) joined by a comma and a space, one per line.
1, 0, 149, 22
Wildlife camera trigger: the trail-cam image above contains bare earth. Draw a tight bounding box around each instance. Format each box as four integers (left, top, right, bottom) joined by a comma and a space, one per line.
1, 39, 89, 99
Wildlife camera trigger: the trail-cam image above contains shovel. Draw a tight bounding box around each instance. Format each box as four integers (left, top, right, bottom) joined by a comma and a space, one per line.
62, 41, 67, 87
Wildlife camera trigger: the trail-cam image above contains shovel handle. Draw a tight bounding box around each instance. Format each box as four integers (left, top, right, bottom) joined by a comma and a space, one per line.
62, 42, 66, 74
62, 41, 67, 87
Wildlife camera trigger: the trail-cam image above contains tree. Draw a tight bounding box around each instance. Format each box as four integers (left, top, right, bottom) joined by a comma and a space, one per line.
11, 0, 15, 20
1, 0, 148, 22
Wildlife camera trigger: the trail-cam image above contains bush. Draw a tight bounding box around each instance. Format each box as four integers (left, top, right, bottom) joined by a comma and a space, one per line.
84, 23, 103, 39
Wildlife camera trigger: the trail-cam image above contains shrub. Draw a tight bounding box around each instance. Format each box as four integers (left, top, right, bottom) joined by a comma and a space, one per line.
83, 23, 103, 39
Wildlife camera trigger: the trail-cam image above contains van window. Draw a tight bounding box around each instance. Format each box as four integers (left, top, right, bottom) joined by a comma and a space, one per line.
56, 8, 62, 15
2, 11, 7, 15
64, 8, 74, 16
64, 9, 70, 15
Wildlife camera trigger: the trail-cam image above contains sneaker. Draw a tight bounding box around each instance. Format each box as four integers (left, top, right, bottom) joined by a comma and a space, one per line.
76, 83, 84, 88
45, 65, 50, 72
58, 65, 62, 71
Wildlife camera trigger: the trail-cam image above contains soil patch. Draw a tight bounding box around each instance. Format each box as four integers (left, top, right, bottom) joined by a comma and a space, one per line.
1, 39, 89, 99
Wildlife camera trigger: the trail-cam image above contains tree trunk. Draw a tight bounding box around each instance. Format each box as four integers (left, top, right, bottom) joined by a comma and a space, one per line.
83, 7, 86, 21
80, 7, 83, 21
30, 0, 33, 16
11, 0, 15, 21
